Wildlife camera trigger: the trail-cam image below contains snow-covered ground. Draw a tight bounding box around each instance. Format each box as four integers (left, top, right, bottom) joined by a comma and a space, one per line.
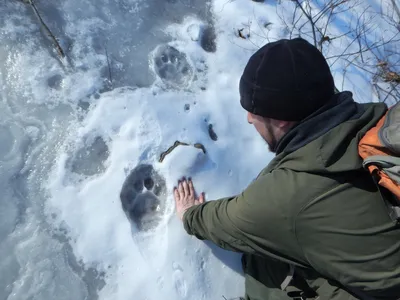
0, 0, 398, 299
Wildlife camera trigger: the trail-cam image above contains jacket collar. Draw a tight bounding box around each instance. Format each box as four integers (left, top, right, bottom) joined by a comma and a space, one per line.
275, 91, 364, 155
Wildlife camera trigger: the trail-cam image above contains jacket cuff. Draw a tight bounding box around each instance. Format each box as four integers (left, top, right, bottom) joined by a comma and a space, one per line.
182, 206, 205, 240
182, 206, 195, 234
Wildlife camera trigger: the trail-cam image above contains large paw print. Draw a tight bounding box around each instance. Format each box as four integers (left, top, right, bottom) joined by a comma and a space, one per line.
67, 136, 109, 177
120, 164, 167, 231
152, 45, 193, 88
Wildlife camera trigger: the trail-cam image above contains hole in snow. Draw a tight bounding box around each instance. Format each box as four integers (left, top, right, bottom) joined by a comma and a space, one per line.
47, 74, 63, 90
200, 25, 217, 53
144, 177, 154, 190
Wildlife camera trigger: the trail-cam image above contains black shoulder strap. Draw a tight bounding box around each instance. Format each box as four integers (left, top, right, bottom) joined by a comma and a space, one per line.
286, 267, 377, 300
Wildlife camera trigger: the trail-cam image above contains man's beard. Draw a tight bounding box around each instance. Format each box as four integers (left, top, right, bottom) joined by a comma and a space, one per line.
263, 136, 278, 153
263, 122, 278, 153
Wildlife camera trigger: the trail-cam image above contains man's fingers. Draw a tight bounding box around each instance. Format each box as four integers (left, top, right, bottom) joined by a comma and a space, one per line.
188, 179, 195, 197
174, 187, 180, 201
182, 179, 190, 197
199, 192, 205, 203
194, 193, 205, 205
178, 180, 185, 198
176, 177, 205, 205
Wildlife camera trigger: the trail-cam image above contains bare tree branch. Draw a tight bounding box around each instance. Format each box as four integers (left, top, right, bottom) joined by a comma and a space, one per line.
326, 31, 400, 61
25, 0, 66, 60
293, 0, 318, 46
391, 0, 400, 22
105, 47, 113, 89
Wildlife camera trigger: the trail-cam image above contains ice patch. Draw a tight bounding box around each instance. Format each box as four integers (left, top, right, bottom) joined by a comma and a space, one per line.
8, 229, 89, 300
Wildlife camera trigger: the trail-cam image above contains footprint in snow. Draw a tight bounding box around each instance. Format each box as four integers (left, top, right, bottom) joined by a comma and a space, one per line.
172, 262, 187, 298
67, 136, 109, 177
151, 44, 193, 88
119, 164, 167, 232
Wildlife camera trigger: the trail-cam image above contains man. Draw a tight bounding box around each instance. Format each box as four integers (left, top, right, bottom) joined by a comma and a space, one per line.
173, 38, 400, 299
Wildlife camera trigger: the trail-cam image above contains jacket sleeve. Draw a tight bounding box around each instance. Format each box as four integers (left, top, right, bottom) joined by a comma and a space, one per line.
182, 194, 256, 253
182, 169, 309, 267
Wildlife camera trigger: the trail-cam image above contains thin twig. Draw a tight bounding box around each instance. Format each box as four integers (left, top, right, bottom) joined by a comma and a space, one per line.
253, 7, 267, 40
326, 31, 400, 61
341, 67, 347, 91
391, 0, 400, 22
313, 1, 333, 23
378, 82, 399, 104
105, 47, 113, 88
227, 36, 258, 52
314, 0, 350, 23
319, 7, 333, 51
293, 0, 318, 46
343, 57, 376, 76
159, 141, 207, 163
27, 0, 65, 59
289, 5, 303, 39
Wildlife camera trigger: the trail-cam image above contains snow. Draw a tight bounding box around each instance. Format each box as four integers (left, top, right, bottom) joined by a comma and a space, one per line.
0, 0, 398, 300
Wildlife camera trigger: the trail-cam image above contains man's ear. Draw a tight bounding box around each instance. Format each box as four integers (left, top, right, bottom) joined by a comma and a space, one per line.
270, 118, 287, 129
270, 119, 297, 130
250, 112, 266, 123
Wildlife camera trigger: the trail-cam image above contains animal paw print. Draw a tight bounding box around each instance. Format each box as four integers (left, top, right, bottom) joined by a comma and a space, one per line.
68, 136, 109, 177
172, 263, 187, 298
152, 45, 193, 88
120, 164, 167, 231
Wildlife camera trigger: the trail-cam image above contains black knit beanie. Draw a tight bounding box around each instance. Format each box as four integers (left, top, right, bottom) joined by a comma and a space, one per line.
239, 38, 335, 121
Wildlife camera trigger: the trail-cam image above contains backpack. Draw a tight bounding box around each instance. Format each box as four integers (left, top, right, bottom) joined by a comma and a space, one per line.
358, 101, 400, 222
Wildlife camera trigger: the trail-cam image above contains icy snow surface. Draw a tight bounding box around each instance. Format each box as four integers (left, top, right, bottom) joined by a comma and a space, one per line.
0, 0, 398, 299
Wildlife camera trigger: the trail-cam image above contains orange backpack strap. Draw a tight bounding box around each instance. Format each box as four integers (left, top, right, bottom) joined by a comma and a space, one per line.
359, 102, 400, 222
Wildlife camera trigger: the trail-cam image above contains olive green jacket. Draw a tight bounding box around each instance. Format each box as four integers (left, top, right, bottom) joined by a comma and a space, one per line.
183, 92, 400, 299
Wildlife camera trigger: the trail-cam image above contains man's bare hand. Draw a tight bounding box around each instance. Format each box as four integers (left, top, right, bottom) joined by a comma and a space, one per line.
174, 178, 205, 220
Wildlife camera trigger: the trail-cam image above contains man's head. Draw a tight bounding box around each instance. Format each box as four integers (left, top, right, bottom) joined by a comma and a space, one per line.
239, 38, 335, 152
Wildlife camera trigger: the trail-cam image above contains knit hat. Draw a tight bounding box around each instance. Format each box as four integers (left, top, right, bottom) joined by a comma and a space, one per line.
239, 38, 335, 121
